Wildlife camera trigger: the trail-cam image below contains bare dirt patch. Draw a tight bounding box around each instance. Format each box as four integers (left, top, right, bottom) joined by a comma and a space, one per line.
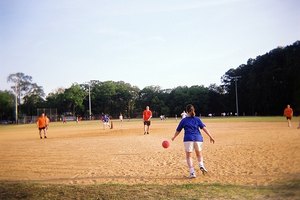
0, 118, 299, 186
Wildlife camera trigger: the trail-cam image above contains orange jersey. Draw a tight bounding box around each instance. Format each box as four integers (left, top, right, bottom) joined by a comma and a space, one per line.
143, 110, 152, 121
37, 116, 46, 128
284, 108, 293, 118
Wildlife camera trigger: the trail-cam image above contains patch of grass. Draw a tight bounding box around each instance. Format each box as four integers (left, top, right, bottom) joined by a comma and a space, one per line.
0, 180, 299, 200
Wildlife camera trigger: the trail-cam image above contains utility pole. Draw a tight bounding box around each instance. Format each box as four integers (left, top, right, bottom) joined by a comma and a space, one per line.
15, 82, 18, 124
233, 76, 241, 116
89, 82, 92, 120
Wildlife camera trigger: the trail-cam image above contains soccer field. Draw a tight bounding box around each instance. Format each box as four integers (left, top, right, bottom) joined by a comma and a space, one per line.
0, 117, 299, 199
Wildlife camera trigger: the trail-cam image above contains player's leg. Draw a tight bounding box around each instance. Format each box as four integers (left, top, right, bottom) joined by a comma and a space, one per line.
186, 151, 196, 178
195, 142, 207, 174
39, 129, 42, 139
147, 121, 150, 134
143, 121, 148, 134
184, 142, 196, 178
44, 128, 47, 138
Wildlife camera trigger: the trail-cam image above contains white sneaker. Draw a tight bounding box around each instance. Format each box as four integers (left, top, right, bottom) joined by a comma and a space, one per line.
199, 165, 208, 175
189, 172, 196, 178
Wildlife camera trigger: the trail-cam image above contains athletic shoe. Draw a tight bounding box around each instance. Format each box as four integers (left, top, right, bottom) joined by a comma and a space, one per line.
144, 132, 146, 135
200, 165, 208, 175
40, 136, 42, 139
147, 132, 149, 134
189, 172, 196, 178
44, 136, 47, 139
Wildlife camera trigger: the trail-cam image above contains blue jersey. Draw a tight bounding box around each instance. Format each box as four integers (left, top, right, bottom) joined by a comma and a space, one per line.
176, 116, 206, 142
102, 115, 109, 122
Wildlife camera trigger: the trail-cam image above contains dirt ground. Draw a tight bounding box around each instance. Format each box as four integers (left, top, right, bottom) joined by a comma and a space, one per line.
0, 118, 299, 186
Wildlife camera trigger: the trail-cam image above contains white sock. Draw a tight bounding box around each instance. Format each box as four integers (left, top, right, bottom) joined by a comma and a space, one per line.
199, 161, 204, 167
189, 167, 195, 174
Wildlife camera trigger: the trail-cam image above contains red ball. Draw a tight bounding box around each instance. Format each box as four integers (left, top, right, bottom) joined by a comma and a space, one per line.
162, 140, 170, 148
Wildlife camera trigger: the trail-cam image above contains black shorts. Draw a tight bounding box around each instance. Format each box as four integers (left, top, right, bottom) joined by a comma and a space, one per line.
144, 121, 151, 126
286, 117, 292, 120
39, 127, 46, 130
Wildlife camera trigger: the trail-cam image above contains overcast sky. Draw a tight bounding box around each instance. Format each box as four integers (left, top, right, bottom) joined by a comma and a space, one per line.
1, 0, 299, 95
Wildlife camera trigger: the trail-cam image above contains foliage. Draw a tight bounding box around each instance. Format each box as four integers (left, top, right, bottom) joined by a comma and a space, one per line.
0, 91, 14, 120
1, 41, 299, 119
222, 41, 300, 115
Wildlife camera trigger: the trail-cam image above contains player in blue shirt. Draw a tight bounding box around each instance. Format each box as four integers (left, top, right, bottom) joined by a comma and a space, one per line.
102, 114, 111, 129
172, 104, 215, 178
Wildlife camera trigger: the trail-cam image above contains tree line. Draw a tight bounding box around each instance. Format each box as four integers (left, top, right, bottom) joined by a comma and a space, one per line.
1, 41, 299, 122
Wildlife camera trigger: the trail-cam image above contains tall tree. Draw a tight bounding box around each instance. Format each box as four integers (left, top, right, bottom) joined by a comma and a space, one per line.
221, 40, 300, 115
0, 90, 14, 121
64, 83, 86, 115
7, 72, 42, 122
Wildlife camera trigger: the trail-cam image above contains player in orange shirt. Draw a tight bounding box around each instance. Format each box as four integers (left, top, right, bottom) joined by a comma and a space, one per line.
45, 114, 50, 130
283, 104, 293, 127
37, 113, 47, 139
143, 106, 152, 135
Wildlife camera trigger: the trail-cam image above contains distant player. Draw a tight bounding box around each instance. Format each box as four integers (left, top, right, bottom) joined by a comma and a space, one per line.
143, 106, 152, 135
119, 113, 123, 122
119, 113, 123, 127
102, 114, 111, 129
181, 111, 187, 119
172, 104, 215, 178
45, 114, 50, 131
283, 104, 293, 127
37, 113, 47, 139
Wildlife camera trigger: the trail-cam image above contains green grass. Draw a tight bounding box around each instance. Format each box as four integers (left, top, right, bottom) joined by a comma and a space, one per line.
0, 180, 299, 200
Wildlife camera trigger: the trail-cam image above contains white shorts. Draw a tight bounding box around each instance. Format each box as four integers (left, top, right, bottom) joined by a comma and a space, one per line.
184, 141, 203, 152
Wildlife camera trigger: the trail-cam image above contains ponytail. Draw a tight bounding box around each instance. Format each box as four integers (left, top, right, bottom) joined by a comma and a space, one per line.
186, 104, 195, 117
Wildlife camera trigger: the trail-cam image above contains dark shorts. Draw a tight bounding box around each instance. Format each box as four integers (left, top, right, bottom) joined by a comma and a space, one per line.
144, 121, 151, 126
286, 117, 292, 120
39, 127, 46, 130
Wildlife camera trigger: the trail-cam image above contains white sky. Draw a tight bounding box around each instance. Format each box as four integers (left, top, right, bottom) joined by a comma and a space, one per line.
1, 0, 299, 95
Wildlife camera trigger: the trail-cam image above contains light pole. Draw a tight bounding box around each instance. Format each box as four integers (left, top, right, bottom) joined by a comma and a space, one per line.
88, 82, 92, 120
15, 82, 18, 124
233, 76, 241, 116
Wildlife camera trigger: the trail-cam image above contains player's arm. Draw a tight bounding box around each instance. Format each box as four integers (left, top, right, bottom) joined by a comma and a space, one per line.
171, 130, 180, 141
202, 127, 215, 144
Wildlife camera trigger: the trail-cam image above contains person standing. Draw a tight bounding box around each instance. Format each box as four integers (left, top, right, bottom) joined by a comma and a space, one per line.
119, 113, 123, 127
45, 114, 50, 131
143, 106, 152, 135
37, 113, 47, 139
172, 104, 215, 178
102, 114, 111, 129
283, 104, 293, 127
181, 111, 187, 119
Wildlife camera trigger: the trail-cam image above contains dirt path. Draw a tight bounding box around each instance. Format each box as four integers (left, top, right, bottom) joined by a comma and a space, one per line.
0, 119, 299, 185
